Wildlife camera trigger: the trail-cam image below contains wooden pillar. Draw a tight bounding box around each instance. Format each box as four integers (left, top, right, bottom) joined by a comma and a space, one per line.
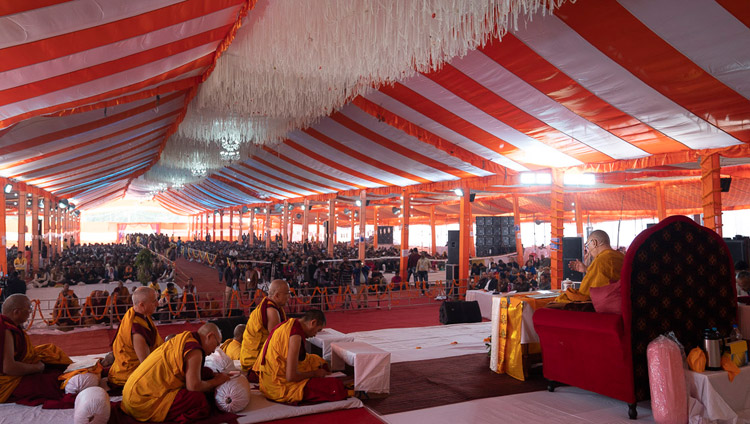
0, 182, 6, 277
430, 205, 437, 256
373, 206, 379, 250
656, 182, 667, 222
513, 195, 524, 265
327, 199, 335, 256
265, 208, 271, 249
359, 191, 366, 261
303, 199, 310, 243
31, 193, 39, 271
282, 201, 289, 250
459, 185, 471, 283
18, 189, 26, 251
550, 170, 565, 289
399, 191, 410, 279
700, 153, 723, 235
574, 193, 584, 238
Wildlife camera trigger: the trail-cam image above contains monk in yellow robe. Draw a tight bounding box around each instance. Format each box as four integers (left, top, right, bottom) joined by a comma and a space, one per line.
240, 280, 290, 374
220, 324, 244, 360
254, 309, 346, 404
554, 230, 625, 303
0, 294, 73, 405
108, 287, 162, 389
121, 323, 229, 422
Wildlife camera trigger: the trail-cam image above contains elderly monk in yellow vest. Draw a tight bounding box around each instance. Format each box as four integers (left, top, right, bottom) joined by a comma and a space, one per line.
108, 287, 163, 390
0, 294, 73, 405
554, 230, 625, 303
254, 309, 346, 404
121, 323, 230, 422
240, 279, 290, 377
220, 324, 244, 361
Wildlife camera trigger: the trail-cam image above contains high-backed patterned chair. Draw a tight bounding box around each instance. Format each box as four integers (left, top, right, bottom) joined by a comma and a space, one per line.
533, 216, 737, 419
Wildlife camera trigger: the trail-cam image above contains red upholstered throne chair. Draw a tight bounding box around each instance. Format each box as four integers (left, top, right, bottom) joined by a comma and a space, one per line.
533, 216, 738, 419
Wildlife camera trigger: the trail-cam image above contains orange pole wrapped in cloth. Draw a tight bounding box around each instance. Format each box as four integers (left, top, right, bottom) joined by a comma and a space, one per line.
240, 297, 286, 372
253, 317, 345, 404
121, 331, 207, 422
0, 314, 72, 405
108, 307, 163, 387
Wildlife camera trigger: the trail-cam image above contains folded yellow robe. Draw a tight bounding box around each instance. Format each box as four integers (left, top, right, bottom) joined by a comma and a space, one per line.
721, 353, 740, 382
687, 347, 706, 372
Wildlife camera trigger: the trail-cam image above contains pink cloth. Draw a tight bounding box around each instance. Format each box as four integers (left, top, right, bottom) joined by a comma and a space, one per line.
590, 281, 621, 314
647, 336, 688, 424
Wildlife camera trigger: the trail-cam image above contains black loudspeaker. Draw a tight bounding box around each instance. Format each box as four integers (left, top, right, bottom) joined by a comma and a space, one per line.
562, 236, 584, 281
439, 301, 482, 324
446, 263, 459, 281
721, 177, 732, 193
377, 226, 393, 244
469, 193, 476, 202
724, 238, 748, 266
447, 230, 460, 264
209, 316, 247, 341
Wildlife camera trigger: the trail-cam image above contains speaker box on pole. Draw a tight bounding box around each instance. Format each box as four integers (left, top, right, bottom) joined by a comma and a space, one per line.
724, 238, 749, 266
447, 230, 460, 264
721, 177, 732, 193
469, 193, 476, 202
562, 236, 584, 281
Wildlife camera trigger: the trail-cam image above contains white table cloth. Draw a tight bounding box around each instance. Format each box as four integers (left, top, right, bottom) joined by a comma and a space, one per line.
465, 290, 501, 320
307, 329, 354, 362
331, 341, 391, 394
686, 365, 750, 423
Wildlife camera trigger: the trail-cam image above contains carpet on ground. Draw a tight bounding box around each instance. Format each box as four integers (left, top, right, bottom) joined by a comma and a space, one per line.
364, 353, 548, 415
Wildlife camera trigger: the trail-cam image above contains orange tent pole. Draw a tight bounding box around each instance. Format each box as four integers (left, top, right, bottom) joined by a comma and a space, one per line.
458, 184, 471, 283
265, 208, 271, 249
400, 191, 410, 279
359, 190, 366, 261
31, 193, 39, 271
430, 205, 437, 256
700, 153, 723, 235
18, 187, 26, 250
303, 199, 310, 243
282, 201, 289, 250
327, 199, 335, 256
0, 180, 6, 276
575, 193, 584, 238
550, 170, 565, 289
373, 206, 379, 250
656, 182, 667, 222
513, 195, 523, 265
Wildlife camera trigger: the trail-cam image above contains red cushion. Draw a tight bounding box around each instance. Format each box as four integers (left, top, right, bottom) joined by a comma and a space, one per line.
590, 281, 621, 314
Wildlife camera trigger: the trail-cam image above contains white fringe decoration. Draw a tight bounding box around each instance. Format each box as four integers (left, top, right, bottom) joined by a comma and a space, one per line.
148, 0, 568, 192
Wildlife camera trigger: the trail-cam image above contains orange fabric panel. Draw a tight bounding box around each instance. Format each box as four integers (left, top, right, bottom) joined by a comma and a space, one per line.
302, 128, 431, 184
379, 82, 521, 158
260, 146, 366, 190
0, 0, 244, 73
283, 139, 391, 186
223, 167, 302, 198
717, 0, 750, 28
212, 174, 283, 201
0, 0, 73, 16
556, 0, 750, 142
352, 97, 508, 176
239, 162, 323, 195
424, 64, 612, 163
480, 35, 687, 154
249, 154, 341, 192
329, 111, 476, 179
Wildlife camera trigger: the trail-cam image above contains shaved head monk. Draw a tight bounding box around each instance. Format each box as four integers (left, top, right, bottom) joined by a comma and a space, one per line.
254, 309, 346, 404
240, 279, 290, 375
121, 323, 230, 422
108, 286, 163, 389
220, 324, 245, 360
555, 230, 625, 303
0, 294, 73, 404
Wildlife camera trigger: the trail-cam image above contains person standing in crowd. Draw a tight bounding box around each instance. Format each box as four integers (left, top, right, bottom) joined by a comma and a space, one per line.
416, 251, 431, 295
407, 248, 420, 284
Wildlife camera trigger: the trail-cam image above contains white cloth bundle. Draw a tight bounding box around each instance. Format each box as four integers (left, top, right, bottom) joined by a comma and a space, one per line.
65, 372, 101, 395
215, 376, 251, 413
205, 347, 238, 374
73, 386, 111, 424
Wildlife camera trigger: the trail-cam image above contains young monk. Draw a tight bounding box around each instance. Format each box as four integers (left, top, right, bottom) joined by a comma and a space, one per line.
240, 280, 290, 375
254, 309, 346, 404
108, 287, 162, 390
121, 323, 229, 422
0, 294, 73, 405
220, 324, 245, 361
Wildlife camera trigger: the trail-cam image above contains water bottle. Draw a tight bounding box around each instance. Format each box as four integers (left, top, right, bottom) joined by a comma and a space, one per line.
730, 324, 743, 342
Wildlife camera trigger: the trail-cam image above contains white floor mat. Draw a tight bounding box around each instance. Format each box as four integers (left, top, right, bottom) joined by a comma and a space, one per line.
343, 322, 491, 363
382, 387, 655, 424
237, 390, 362, 423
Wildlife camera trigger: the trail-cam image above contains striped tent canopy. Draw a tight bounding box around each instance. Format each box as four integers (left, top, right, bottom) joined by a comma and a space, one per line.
2, 0, 749, 221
